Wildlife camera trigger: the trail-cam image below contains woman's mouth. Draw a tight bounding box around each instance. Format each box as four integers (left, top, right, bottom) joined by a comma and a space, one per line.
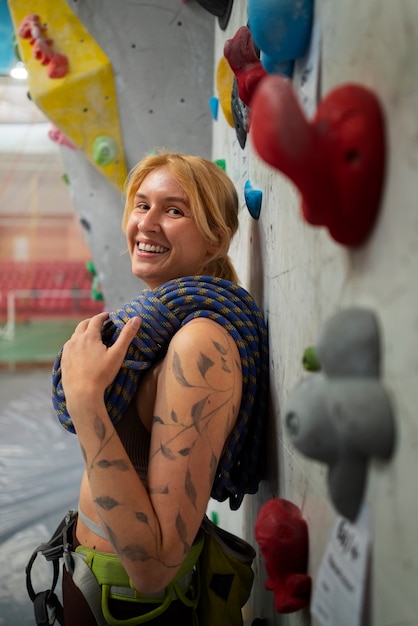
137, 242, 169, 254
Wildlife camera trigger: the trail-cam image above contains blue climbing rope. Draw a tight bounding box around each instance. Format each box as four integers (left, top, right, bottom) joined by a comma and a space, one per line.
52, 276, 269, 509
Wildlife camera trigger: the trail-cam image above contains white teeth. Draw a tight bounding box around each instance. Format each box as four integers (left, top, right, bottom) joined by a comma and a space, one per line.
137, 242, 168, 253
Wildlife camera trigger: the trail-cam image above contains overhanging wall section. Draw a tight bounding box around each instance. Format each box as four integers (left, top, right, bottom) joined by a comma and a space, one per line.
9, 0, 215, 308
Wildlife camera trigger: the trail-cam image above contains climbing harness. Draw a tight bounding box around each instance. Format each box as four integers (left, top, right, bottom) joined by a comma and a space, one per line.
72, 542, 202, 625
26, 512, 255, 626
52, 276, 269, 510
26, 511, 75, 626
26, 511, 203, 626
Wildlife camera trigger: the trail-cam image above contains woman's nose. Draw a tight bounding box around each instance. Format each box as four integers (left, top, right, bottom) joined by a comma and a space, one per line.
138, 207, 161, 231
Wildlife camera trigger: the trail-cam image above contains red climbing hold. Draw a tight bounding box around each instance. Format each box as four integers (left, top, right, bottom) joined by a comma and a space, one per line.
255, 498, 311, 613
224, 26, 267, 107
250, 75, 386, 246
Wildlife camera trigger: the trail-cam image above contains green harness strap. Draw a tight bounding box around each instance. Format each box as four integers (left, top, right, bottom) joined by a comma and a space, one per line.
69, 533, 204, 626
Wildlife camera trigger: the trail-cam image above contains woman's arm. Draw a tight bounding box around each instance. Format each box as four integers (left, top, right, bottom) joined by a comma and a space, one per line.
61, 313, 242, 594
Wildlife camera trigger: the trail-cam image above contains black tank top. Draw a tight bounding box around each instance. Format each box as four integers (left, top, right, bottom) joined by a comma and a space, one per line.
115, 399, 151, 485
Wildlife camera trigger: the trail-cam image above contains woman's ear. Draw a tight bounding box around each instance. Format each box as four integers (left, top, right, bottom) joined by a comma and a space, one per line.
203, 233, 224, 275
207, 227, 230, 258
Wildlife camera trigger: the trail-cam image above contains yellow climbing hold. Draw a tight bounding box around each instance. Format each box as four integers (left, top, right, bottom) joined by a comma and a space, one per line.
216, 56, 234, 128
9, 0, 127, 190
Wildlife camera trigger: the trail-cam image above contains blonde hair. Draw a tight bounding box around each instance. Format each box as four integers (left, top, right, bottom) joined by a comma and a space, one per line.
122, 151, 239, 283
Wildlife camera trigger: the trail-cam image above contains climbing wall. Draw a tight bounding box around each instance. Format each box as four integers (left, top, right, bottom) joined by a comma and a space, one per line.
8, 0, 215, 309
8, 0, 128, 191
211, 1, 418, 625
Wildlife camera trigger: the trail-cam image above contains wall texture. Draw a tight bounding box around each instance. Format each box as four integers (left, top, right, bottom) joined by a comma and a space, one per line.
212, 2, 418, 625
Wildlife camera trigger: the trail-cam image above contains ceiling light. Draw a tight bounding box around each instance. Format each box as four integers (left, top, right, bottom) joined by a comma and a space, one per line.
10, 62, 28, 80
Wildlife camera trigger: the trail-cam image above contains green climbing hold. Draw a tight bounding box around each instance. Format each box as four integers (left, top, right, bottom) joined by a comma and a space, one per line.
302, 346, 321, 371
210, 510, 219, 526
92, 135, 118, 166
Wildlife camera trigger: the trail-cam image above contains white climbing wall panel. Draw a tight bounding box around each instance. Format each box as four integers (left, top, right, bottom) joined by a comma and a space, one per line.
211, 1, 418, 625
55, 0, 215, 310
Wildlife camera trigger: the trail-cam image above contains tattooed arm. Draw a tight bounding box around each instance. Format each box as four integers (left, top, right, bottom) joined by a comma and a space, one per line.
61, 312, 242, 594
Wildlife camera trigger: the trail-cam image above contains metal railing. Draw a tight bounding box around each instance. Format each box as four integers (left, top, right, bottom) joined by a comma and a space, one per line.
0, 289, 96, 340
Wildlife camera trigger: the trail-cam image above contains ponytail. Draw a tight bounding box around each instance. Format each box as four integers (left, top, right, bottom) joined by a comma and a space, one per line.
205, 255, 239, 283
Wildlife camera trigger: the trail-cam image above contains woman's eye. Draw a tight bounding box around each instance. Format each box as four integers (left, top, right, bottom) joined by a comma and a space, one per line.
135, 203, 149, 212
167, 207, 183, 216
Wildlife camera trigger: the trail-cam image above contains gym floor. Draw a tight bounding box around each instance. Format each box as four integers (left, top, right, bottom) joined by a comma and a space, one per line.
0, 319, 79, 370
0, 322, 82, 624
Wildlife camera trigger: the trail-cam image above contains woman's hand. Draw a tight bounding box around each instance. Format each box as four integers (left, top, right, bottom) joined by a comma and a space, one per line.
61, 312, 141, 413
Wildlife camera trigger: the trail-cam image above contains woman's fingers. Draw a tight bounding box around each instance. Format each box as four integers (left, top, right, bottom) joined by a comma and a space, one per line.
71, 312, 109, 336
110, 317, 141, 357
61, 315, 141, 404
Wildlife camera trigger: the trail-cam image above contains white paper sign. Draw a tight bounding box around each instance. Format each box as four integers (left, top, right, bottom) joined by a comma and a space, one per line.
311, 505, 371, 626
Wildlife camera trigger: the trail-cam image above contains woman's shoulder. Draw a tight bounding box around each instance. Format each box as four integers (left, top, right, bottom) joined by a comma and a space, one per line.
170, 317, 237, 351
167, 317, 242, 380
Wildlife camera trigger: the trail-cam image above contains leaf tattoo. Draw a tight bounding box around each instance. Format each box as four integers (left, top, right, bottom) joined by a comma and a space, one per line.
135, 511, 148, 524
185, 470, 197, 509
96, 459, 129, 471
160, 443, 176, 460
191, 395, 209, 433
97, 459, 112, 468
105, 524, 119, 551
122, 543, 150, 562
95, 496, 120, 510
209, 452, 218, 485
221, 356, 231, 373
176, 513, 190, 553
93, 416, 107, 441
173, 351, 192, 387
198, 352, 214, 378
213, 340, 227, 355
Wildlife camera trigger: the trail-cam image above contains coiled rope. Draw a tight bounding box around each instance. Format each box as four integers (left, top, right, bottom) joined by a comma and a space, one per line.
52, 276, 269, 509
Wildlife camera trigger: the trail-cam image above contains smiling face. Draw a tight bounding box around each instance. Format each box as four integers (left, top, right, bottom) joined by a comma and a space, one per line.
125, 165, 218, 289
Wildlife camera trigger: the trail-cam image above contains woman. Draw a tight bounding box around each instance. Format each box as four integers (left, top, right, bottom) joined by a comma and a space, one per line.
54, 151, 268, 624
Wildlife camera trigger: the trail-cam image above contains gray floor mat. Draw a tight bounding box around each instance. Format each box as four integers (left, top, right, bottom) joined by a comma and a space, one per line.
0, 370, 82, 625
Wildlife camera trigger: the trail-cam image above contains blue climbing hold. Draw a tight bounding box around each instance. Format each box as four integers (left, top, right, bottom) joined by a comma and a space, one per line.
209, 96, 219, 120
244, 180, 263, 220
248, 0, 314, 70
261, 54, 294, 77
